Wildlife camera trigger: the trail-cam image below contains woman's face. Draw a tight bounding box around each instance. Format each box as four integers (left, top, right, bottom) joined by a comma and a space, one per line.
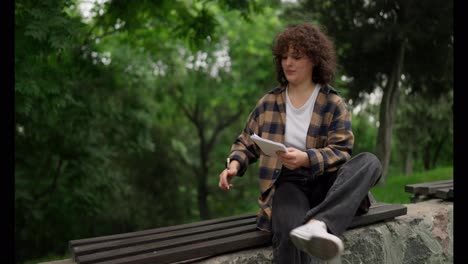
281, 46, 314, 86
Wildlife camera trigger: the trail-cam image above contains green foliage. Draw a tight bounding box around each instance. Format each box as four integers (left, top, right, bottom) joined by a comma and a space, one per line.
289, 0, 453, 102
371, 166, 453, 204
16, 0, 280, 262
393, 89, 453, 172
15, 0, 453, 263
15, 0, 183, 262
350, 108, 378, 155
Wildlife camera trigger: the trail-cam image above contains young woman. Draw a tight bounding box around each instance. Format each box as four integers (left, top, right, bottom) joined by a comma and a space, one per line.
218, 22, 382, 263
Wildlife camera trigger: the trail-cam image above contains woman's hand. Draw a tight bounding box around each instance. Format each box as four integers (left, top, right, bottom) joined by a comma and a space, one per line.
276, 148, 310, 170
218, 160, 240, 191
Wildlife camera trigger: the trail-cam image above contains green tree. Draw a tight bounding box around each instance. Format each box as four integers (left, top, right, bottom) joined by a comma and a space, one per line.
155, 6, 284, 219
73, 0, 283, 221
394, 88, 453, 174
15, 0, 281, 262
15, 1, 122, 261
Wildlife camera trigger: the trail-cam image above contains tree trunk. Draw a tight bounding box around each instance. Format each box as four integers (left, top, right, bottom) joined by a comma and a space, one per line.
196, 110, 211, 220
176, 93, 243, 220
403, 142, 413, 175
375, 40, 406, 184
197, 171, 210, 220
423, 143, 431, 170
193, 107, 243, 220
431, 131, 448, 169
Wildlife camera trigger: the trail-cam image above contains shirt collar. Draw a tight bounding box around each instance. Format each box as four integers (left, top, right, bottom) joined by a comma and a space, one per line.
269, 84, 338, 95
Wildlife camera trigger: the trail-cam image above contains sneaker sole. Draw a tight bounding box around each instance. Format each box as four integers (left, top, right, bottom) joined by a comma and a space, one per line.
289, 231, 342, 260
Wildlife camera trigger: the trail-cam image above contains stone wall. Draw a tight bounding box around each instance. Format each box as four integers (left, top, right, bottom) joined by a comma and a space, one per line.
191, 199, 453, 264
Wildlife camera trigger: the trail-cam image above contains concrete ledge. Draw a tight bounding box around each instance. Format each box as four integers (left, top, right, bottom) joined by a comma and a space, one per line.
42, 199, 453, 264
191, 199, 453, 264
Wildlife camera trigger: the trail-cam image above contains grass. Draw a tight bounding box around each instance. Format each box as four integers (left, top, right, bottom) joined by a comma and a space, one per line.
371, 166, 453, 204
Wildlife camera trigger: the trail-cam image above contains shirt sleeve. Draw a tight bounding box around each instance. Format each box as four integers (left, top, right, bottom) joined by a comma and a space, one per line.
228, 103, 263, 177
305, 98, 354, 177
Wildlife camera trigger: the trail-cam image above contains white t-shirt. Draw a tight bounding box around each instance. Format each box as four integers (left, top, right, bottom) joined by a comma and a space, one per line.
285, 84, 321, 150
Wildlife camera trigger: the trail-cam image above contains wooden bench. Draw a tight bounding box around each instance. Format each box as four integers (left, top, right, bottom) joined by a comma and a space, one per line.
68, 201, 407, 264
405, 179, 453, 202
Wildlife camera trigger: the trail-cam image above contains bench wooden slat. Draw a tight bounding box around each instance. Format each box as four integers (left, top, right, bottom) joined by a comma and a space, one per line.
404, 179, 453, 193
69, 213, 255, 248
405, 179, 454, 202
71, 202, 407, 264
77, 224, 258, 264
349, 203, 407, 228
93, 231, 272, 264
72, 217, 256, 258
435, 187, 454, 199
418, 183, 454, 195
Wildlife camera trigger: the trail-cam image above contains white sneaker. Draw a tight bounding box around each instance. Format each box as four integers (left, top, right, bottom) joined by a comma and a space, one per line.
289, 220, 344, 260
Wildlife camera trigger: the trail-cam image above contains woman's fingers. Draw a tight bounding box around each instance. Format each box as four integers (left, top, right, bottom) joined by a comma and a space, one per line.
219, 170, 234, 191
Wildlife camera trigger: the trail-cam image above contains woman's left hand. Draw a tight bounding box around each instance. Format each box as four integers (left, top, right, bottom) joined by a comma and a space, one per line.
276, 148, 309, 170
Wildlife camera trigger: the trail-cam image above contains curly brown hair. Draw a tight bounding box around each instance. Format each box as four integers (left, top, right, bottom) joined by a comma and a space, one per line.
272, 22, 337, 86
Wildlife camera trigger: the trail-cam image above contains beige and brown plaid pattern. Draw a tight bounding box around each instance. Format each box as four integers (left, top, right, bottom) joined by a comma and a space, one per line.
229, 85, 354, 232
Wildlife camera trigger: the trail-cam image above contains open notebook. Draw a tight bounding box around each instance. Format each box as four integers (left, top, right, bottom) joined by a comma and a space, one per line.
251, 133, 288, 156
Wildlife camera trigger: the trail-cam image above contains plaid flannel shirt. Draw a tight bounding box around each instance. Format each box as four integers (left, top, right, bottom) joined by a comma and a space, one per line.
229, 84, 354, 232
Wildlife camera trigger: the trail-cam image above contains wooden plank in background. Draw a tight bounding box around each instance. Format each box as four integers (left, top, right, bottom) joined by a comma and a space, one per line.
70, 213, 256, 248
72, 218, 256, 258
76, 224, 258, 264
435, 187, 453, 199
405, 179, 453, 194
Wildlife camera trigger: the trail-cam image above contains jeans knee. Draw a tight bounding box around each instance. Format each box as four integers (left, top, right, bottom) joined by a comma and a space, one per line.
355, 152, 381, 168
358, 152, 382, 181
350, 152, 381, 178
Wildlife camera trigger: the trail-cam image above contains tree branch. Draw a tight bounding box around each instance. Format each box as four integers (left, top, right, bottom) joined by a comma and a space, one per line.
206, 109, 242, 152
34, 158, 64, 202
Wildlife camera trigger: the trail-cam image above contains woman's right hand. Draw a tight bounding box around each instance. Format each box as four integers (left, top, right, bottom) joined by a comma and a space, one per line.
218, 160, 240, 191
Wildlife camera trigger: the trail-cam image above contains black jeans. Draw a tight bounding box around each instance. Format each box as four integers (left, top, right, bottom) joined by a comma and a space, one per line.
271, 152, 382, 264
